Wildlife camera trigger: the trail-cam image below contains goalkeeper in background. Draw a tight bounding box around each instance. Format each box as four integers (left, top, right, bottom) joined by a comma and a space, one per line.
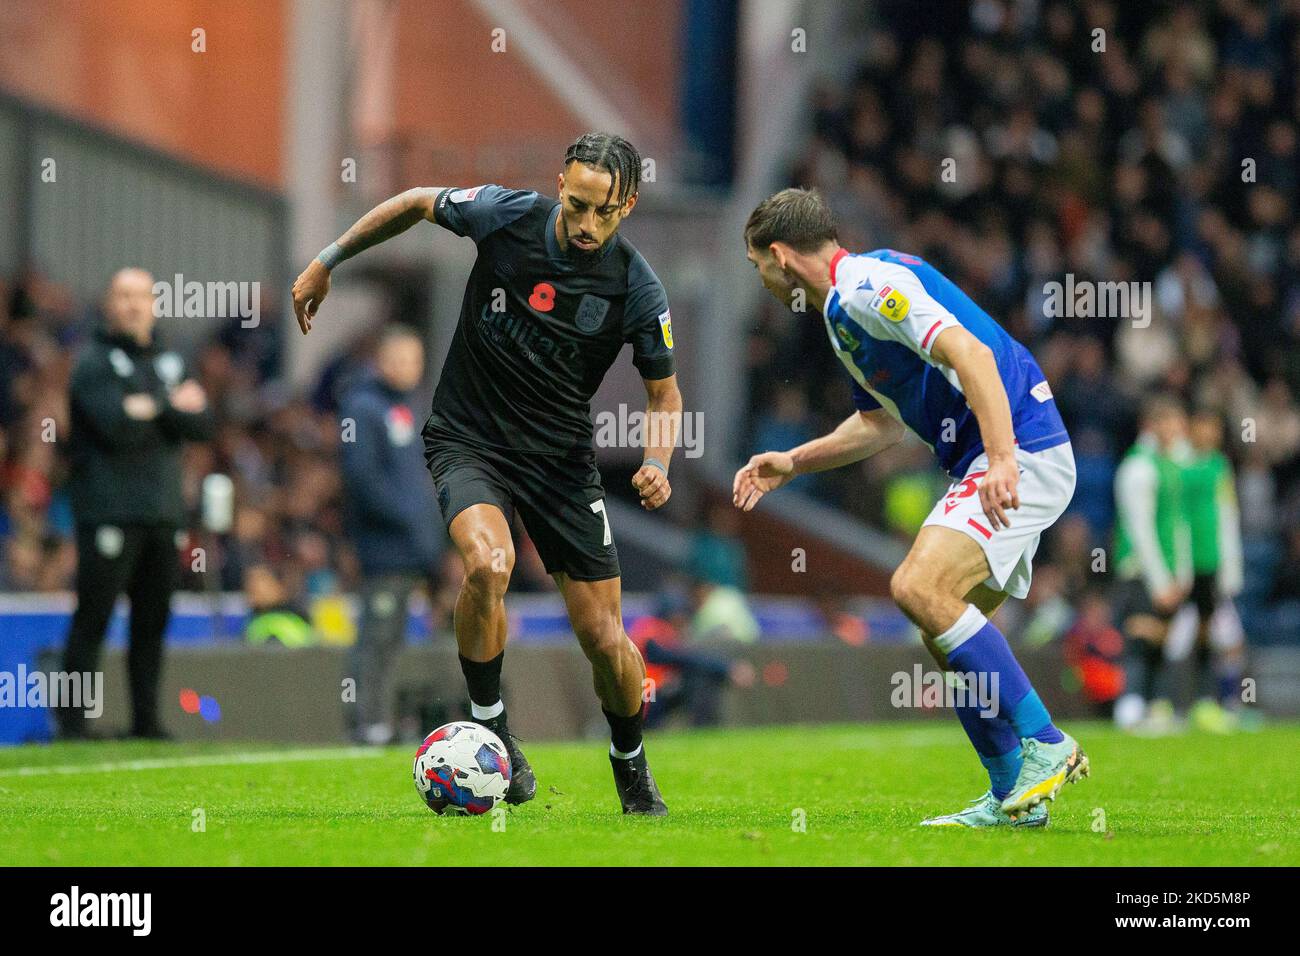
1166, 408, 1246, 733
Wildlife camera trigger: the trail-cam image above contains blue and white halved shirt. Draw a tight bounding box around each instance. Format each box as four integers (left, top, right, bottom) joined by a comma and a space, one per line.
823, 248, 1068, 478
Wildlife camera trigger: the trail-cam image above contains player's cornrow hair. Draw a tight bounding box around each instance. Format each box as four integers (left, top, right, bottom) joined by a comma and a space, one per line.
564, 132, 641, 205
744, 187, 838, 254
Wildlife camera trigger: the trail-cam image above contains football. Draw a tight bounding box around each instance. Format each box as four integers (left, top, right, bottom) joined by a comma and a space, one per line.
412, 721, 512, 815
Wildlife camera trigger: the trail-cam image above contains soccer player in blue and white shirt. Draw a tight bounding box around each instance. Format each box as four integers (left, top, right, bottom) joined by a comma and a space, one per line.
733, 188, 1090, 827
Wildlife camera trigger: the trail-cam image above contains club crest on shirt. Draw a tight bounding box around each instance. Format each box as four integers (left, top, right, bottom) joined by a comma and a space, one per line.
575, 294, 610, 333
96, 525, 124, 558
155, 351, 183, 386
835, 323, 859, 350
386, 405, 415, 446
108, 348, 134, 378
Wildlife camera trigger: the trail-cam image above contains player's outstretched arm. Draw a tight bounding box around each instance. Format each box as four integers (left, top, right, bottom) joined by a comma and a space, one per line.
930, 325, 1019, 530
291, 186, 446, 334
732, 408, 904, 512
631, 374, 681, 511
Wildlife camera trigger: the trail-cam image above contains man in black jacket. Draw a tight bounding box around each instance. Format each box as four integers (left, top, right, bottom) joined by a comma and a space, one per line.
339, 326, 443, 744
59, 268, 212, 739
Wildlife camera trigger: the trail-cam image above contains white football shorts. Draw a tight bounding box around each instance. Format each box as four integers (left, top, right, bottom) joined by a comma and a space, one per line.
921, 442, 1076, 600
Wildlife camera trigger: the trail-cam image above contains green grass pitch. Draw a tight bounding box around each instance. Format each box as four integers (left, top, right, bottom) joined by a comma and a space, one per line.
1, 722, 1295, 866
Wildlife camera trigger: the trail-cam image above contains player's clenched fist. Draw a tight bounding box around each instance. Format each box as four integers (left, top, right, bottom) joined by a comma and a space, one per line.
732, 451, 795, 512
632, 463, 671, 510
292, 259, 331, 335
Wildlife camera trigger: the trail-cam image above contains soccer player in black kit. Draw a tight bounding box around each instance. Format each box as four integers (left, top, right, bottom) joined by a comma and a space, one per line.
292, 133, 680, 814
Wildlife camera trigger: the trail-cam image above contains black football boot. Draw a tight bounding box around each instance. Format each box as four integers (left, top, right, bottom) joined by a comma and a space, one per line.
610, 748, 668, 816
477, 712, 537, 805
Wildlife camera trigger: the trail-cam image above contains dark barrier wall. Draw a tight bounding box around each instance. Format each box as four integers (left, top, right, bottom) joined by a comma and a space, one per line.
73, 642, 1102, 744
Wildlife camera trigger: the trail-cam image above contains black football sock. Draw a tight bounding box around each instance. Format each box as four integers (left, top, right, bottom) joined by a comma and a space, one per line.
1193, 640, 1215, 701
603, 706, 644, 758
1125, 638, 1164, 703
459, 652, 504, 718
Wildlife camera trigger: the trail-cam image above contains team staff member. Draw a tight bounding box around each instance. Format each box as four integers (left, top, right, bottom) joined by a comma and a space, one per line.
339, 326, 443, 745
59, 268, 212, 740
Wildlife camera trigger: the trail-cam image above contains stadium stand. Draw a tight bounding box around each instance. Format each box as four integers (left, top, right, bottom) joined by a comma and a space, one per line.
741, 0, 1300, 646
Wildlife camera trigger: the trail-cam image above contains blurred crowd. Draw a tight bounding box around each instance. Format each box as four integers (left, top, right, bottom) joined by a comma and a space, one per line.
0, 268, 470, 628
7, 1, 1300, 665
744, 0, 1300, 644
0, 262, 757, 735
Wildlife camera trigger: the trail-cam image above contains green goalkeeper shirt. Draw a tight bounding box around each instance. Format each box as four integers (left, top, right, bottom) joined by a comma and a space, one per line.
1179, 448, 1244, 593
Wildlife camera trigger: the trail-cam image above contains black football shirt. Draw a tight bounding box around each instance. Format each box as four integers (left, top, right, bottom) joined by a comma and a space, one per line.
424, 185, 675, 457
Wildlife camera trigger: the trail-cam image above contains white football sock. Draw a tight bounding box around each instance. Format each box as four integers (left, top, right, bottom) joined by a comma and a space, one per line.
471, 699, 504, 720
610, 742, 643, 760
932, 604, 988, 655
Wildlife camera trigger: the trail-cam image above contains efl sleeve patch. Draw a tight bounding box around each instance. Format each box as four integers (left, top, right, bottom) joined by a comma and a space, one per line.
870, 285, 911, 322
436, 185, 535, 243
657, 309, 673, 349
627, 272, 675, 379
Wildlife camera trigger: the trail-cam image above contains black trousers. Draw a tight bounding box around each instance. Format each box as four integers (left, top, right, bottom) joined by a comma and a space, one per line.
347, 571, 420, 739
60, 523, 179, 736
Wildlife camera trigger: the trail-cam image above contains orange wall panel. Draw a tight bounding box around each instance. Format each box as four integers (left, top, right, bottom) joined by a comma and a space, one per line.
384, 0, 681, 191
0, 0, 285, 187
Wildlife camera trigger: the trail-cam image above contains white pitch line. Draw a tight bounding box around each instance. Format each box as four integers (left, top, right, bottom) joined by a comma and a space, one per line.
0, 746, 390, 778
0, 728, 965, 778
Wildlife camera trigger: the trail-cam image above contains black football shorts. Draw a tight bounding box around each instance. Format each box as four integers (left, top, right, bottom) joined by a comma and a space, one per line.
1112, 578, 1178, 627
1189, 572, 1218, 621
424, 433, 620, 582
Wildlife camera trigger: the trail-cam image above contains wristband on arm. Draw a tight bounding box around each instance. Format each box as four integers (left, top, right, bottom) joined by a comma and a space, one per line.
643, 457, 668, 476
316, 242, 349, 270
